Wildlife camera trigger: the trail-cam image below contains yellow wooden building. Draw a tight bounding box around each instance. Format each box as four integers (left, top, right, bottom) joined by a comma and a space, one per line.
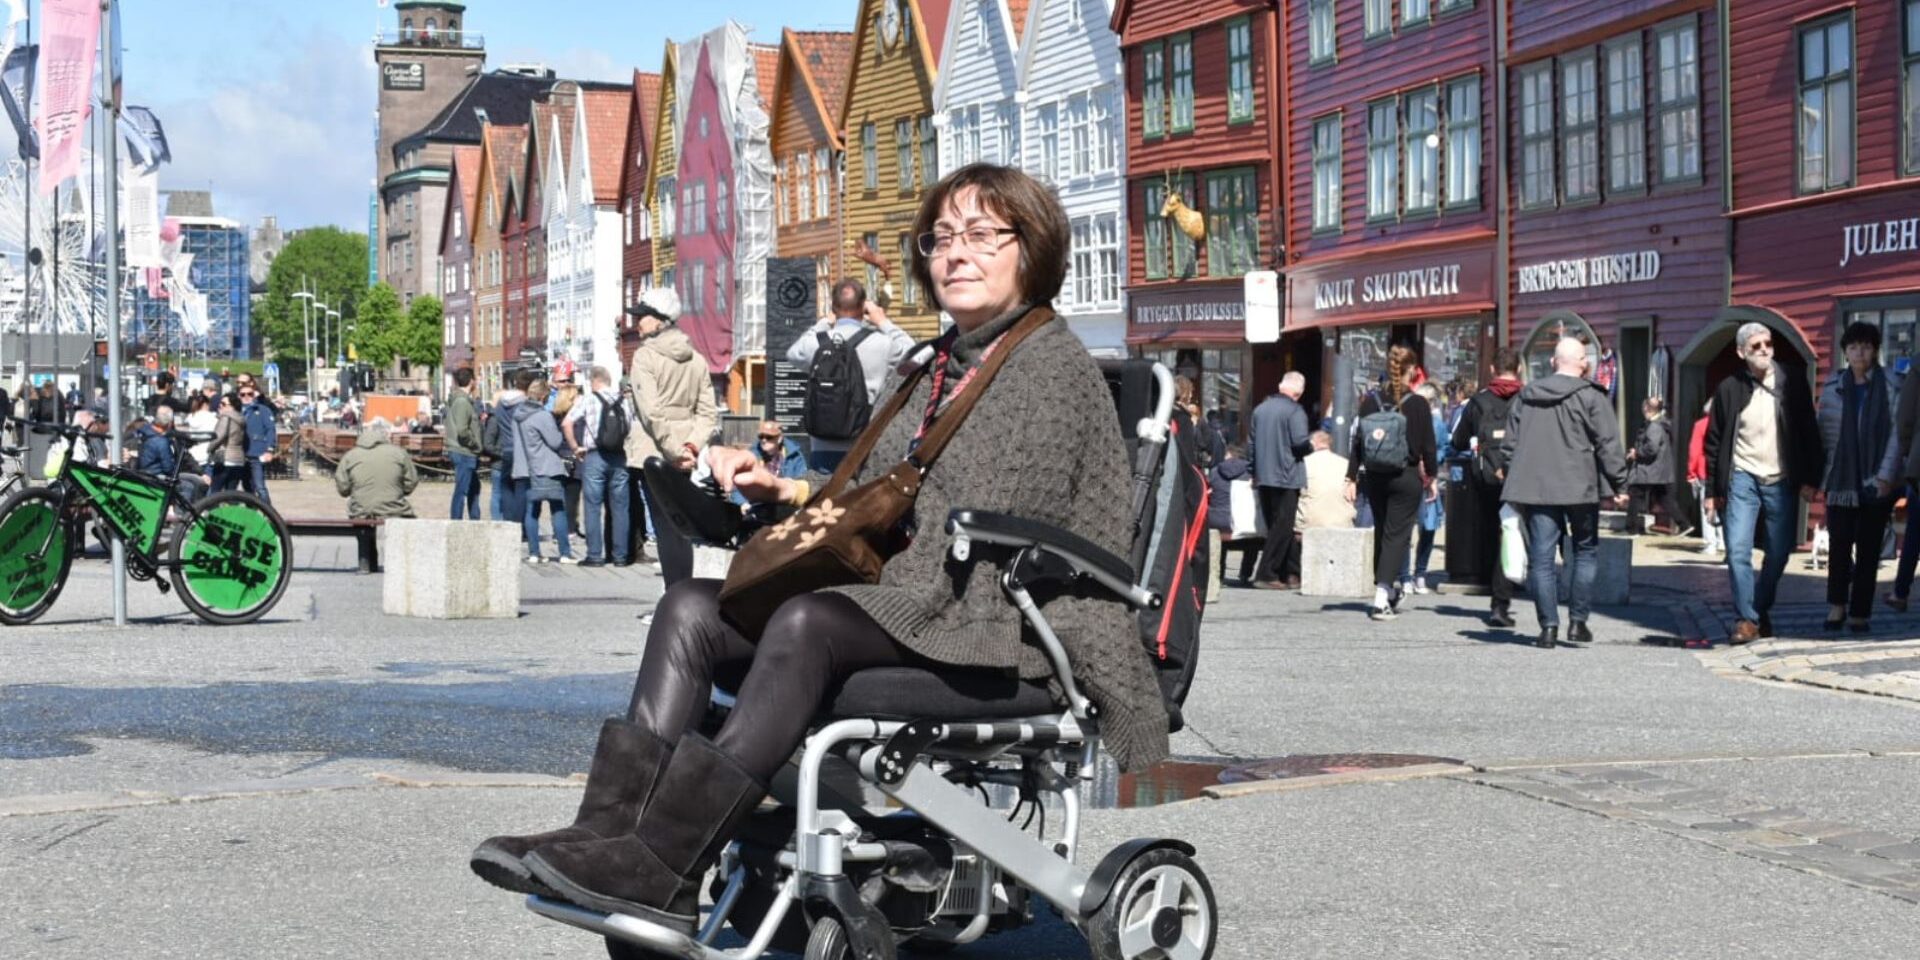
645, 41, 681, 290
839, 0, 953, 339
471, 121, 527, 396
771, 29, 855, 315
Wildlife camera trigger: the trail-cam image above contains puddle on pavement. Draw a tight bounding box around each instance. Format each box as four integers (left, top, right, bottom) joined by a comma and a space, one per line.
1086, 753, 1462, 808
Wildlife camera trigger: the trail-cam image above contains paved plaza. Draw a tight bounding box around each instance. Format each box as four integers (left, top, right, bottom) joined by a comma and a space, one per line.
3, 477, 1918, 958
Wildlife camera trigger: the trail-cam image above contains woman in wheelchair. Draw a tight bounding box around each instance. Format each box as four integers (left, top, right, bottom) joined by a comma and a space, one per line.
470, 164, 1171, 932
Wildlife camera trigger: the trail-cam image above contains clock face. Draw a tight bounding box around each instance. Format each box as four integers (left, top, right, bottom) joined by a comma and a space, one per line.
881, 1, 902, 47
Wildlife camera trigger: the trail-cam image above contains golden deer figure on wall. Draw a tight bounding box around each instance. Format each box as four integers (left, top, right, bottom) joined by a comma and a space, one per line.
850, 239, 896, 308
1160, 169, 1206, 243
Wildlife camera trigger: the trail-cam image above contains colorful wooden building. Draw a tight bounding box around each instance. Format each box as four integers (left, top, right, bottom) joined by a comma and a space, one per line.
1506, 1, 1726, 450
646, 43, 684, 305
438, 143, 481, 376
840, 0, 955, 340
772, 29, 855, 317
1282, 0, 1495, 428
1118, 0, 1281, 426
619, 70, 664, 371
1020, 0, 1126, 356
546, 83, 632, 375
471, 122, 526, 396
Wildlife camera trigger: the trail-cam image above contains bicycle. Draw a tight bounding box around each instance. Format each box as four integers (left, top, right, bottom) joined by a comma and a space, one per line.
0, 420, 293, 625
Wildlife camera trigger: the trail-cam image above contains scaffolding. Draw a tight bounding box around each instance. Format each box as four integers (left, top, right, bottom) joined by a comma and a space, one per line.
131, 216, 252, 361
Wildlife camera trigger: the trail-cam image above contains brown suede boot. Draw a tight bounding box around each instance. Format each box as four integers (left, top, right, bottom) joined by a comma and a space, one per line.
470, 718, 673, 896
524, 733, 768, 932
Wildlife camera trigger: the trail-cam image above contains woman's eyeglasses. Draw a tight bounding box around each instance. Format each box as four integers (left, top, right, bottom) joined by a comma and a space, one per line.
916, 226, 1019, 257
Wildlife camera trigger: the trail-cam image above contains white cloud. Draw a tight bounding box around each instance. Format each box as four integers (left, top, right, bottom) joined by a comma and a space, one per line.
150, 31, 374, 231
495, 45, 629, 84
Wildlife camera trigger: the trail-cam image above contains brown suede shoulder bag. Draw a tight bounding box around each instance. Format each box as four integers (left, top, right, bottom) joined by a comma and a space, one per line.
717, 308, 1054, 634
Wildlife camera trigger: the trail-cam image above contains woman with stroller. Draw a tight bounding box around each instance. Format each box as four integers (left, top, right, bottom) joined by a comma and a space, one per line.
469, 164, 1169, 931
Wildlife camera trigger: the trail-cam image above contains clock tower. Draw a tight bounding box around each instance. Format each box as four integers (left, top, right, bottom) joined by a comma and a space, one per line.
373, 1, 484, 296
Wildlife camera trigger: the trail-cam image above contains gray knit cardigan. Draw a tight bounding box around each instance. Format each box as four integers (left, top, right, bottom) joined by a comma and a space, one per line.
822, 305, 1171, 772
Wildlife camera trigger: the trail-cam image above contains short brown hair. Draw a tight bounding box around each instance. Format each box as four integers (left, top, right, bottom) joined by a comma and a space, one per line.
909, 163, 1069, 311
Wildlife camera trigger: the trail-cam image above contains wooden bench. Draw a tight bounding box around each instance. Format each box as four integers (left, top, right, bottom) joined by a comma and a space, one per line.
286, 517, 384, 573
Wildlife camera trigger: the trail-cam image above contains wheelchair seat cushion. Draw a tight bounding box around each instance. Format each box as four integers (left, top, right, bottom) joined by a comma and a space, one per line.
825, 666, 1061, 720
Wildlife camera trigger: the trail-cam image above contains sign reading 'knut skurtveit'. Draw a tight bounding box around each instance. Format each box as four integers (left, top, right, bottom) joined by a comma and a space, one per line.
1517, 250, 1662, 295
1288, 245, 1495, 324
1840, 217, 1920, 268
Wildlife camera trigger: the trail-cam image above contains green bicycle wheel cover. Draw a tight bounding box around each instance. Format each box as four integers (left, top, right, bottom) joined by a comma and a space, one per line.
0, 499, 66, 611
177, 502, 285, 613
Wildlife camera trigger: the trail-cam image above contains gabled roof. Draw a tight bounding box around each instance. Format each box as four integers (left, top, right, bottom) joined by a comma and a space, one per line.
525, 95, 578, 224
779, 29, 854, 152
578, 86, 633, 206
478, 123, 527, 235
451, 144, 481, 222
394, 69, 559, 159
644, 41, 682, 209
752, 44, 781, 114
1017, 0, 1112, 92
933, 0, 1027, 110
842, 0, 955, 130
621, 70, 662, 202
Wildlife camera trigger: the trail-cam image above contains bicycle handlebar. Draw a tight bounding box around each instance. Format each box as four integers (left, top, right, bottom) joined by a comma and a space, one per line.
21, 420, 85, 439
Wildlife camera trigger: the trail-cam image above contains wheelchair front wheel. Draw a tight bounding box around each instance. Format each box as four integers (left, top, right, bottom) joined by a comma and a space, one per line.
804, 915, 850, 960
1087, 847, 1217, 960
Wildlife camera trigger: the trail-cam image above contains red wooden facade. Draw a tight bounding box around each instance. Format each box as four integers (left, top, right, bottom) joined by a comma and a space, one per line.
1728, 0, 1920, 383
1114, 0, 1283, 429
619, 71, 662, 373
1282, 0, 1496, 413
1506, 0, 1726, 438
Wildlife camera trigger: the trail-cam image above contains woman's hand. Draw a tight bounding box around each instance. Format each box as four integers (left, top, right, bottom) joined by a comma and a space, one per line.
1344, 479, 1357, 504
707, 445, 788, 504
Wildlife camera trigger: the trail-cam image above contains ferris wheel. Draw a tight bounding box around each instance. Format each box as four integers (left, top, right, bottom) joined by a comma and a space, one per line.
0, 155, 112, 336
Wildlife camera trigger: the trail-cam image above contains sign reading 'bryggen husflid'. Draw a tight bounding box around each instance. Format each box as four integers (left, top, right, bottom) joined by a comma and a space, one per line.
1516, 250, 1663, 295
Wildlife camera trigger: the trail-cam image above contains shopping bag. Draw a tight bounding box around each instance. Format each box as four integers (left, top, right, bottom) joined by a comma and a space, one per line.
1229, 478, 1265, 540
1499, 504, 1527, 582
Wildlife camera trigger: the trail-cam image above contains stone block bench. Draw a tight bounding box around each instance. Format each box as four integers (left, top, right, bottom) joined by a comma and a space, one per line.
381, 519, 522, 618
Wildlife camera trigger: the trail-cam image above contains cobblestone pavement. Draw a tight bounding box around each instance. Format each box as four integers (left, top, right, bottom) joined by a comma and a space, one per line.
1467, 762, 1920, 904
1699, 638, 1920, 703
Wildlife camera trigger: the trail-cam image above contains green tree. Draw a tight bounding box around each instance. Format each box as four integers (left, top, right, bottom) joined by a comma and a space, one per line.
353, 282, 405, 368
257, 226, 368, 370
393, 294, 444, 368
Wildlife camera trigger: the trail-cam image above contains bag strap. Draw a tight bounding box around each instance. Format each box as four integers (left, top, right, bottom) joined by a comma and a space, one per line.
818, 307, 1054, 496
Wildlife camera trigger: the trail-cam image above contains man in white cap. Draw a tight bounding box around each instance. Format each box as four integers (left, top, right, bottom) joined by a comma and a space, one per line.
624, 288, 719, 600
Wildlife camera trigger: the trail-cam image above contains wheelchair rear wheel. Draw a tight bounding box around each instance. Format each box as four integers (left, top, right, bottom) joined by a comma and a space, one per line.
1087, 847, 1217, 960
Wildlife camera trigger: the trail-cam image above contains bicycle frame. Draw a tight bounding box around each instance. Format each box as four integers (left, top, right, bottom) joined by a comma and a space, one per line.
28, 428, 211, 574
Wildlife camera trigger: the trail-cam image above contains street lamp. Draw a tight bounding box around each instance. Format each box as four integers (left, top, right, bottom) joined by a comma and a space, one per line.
327, 309, 341, 365
291, 288, 316, 410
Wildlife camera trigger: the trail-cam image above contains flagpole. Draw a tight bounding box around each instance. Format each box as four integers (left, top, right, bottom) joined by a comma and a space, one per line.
20, 1, 30, 397
101, 0, 124, 626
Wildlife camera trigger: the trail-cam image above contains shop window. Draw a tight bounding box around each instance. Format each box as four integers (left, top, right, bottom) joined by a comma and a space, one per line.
1605, 36, 1646, 194
1143, 173, 1195, 280
1170, 35, 1194, 133
1207, 168, 1259, 278
1227, 19, 1254, 125
1308, 0, 1336, 65
1797, 15, 1853, 193
1906, 1, 1920, 174
1139, 347, 1243, 430
1522, 314, 1600, 382
1444, 77, 1480, 209
1842, 302, 1920, 374
862, 123, 878, 190
1143, 42, 1166, 139
1561, 51, 1600, 203
1518, 62, 1555, 209
1423, 319, 1482, 400
1312, 113, 1342, 233
1367, 98, 1399, 221
1404, 86, 1440, 215
1339, 325, 1394, 407
1365, 0, 1391, 39
1655, 17, 1702, 184
895, 119, 914, 192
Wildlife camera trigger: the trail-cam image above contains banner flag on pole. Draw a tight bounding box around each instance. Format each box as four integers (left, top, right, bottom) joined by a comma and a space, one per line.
2, 43, 35, 160
123, 156, 161, 267
34, 0, 102, 194
118, 105, 168, 171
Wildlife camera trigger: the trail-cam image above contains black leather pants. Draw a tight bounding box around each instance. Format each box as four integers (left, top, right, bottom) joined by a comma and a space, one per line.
625, 579, 914, 781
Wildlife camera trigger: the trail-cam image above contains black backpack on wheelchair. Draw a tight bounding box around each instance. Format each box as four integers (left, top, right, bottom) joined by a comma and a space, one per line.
552, 360, 1218, 960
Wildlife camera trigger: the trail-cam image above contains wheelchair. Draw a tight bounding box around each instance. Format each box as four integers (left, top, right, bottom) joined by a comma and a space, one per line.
541, 361, 1216, 960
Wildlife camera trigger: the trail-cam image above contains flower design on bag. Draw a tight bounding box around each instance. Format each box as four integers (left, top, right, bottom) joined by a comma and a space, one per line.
766, 515, 801, 541
795, 528, 827, 551
805, 498, 846, 527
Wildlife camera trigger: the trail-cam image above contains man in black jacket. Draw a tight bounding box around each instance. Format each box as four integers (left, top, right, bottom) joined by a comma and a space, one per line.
1247, 371, 1312, 588
1450, 348, 1525, 627
1703, 322, 1824, 645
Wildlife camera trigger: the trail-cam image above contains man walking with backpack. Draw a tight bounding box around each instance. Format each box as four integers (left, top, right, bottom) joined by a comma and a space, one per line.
564, 365, 633, 567
786, 279, 915, 472
1500, 337, 1630, 648
1248, 371, 1312, 589
1450, 348, 1525, 627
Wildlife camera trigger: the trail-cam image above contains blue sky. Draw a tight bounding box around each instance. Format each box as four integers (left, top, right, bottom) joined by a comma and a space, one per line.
103, 0, 857, 231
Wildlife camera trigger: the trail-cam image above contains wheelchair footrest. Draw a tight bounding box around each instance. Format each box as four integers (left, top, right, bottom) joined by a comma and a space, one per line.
526, 895, 715, 960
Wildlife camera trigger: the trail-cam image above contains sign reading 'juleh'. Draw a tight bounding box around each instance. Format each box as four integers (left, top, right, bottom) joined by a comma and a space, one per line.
1517, 250, 1662, 295
1840, 217, 1919, 267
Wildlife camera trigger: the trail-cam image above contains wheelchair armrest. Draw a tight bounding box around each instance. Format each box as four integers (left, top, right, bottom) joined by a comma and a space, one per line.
946, 509, 1160, 611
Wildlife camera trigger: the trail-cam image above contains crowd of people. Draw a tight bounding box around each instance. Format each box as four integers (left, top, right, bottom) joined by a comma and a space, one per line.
1207, 319, 1917, 648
